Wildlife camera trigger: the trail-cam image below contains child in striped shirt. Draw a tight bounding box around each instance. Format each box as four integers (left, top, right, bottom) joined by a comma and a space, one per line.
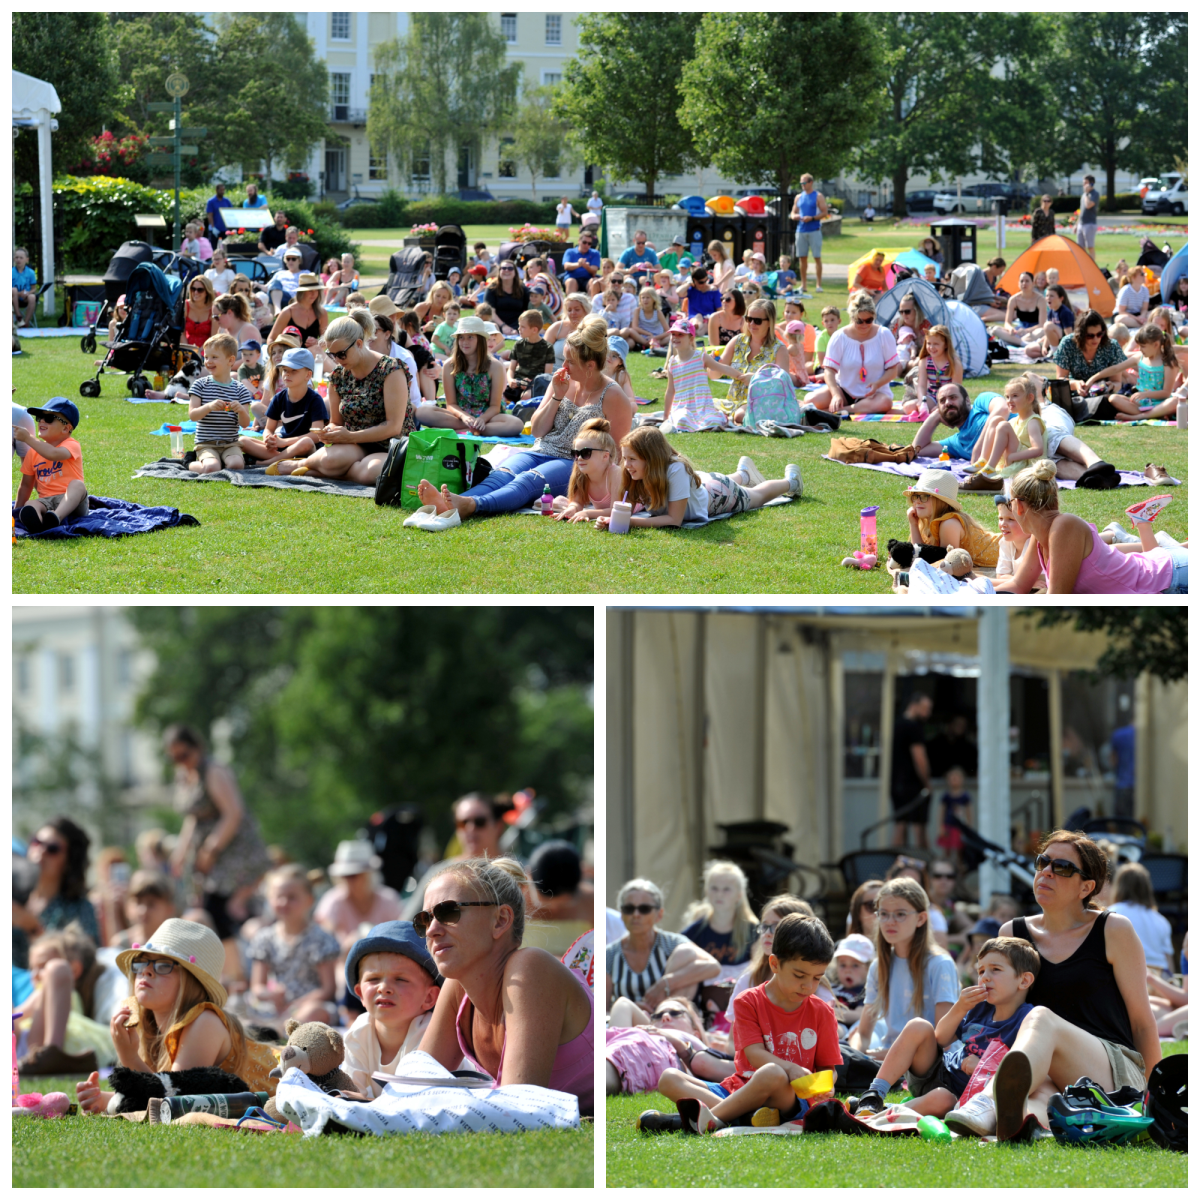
187, 332, 252, 472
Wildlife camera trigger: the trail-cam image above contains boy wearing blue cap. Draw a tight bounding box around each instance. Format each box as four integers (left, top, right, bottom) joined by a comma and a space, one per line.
14, 397, 88, 533
239, 347, 328, 469
341, 921, 446, 1098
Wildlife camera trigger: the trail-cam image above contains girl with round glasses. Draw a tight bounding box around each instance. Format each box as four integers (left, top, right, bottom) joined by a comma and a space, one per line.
415, 857, 595, 1116
975, 830, 1160, 1142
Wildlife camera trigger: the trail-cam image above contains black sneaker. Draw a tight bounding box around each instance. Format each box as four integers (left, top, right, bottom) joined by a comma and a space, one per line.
18, 505, 42, 534
636, 1110, 682, 1134
855, 1090, 887, 1117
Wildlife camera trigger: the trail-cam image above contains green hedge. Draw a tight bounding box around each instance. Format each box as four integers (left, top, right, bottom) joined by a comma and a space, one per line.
49, 176, 358, 271
336, 191, 565, 230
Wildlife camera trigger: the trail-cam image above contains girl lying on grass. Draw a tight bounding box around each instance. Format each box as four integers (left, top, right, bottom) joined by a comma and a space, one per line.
553, 418, 622, 523
75, 918, 279, 1113
594, 427, 801, 529
903, 469, 1002, 567
606, 995, 731, 1095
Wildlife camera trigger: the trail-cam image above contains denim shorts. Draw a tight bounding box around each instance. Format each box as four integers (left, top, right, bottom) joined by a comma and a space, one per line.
794, 230, 823, 258
1163, 545, 1188, 594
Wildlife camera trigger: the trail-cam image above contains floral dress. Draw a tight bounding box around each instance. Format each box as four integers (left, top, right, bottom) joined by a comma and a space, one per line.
176, 757, 270, 897
453, 371, 492, 418
722, 333, 780, 416
331, 355, 415, 444
247, 921, 340, 1005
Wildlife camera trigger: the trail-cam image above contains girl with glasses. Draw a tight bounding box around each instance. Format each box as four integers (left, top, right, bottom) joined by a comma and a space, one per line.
977, 831, 1161, 1141
606, 995, 727, 1096
182, 274, 217, 351
850, 878, 959, 1059
415, 857, 595, 1116
553, 417, 621, 523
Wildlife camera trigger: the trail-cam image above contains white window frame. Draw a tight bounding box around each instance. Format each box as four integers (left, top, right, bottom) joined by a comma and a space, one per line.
330, 73, 351, 107
541, 71, 562, 86
545, 14, 562, 46
330, 14, 351, 41
369, 152, 389, 182
500, 13, 517, 44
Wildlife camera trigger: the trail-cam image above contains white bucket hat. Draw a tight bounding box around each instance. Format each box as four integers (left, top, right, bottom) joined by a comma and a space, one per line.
328, 840, 382, 878
115, 917, 228, 1007
903, 468, 964, 514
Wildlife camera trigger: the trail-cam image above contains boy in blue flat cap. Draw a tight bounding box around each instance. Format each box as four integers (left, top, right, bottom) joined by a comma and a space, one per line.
342, 921, 448, 1098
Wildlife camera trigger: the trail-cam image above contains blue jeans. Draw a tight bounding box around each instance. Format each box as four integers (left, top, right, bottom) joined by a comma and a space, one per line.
1160, 538, 1188, 593
462, 450, 572, 514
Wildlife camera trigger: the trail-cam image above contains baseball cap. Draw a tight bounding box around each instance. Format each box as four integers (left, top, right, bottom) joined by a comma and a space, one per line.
970, 917, 1002, 940
345, 920, 441, 990
834, 934, 874, 964
282, 248, 302, 261
238, 339, 262, 353
785, 320, 806, 335
671, 235, 685, 247
27, 397, 80, 429
668, 317, 694, 335
468, 264, 488, 278
279, 347, 315, 371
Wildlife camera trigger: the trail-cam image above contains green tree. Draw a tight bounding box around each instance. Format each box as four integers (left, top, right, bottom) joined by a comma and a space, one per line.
13, 13, 121, 187
851, 13, 1014, 216
679, 14, 886, 205
1049, 14, 1185, 207
368, 15, 519, 195
1037, 610, 1187, 684
554, 13, 701, 200
126, 607, 593, 863
510, 85, 581, 200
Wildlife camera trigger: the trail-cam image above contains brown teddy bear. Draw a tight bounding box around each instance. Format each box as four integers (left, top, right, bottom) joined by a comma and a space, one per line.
262, 1019, 357, 1123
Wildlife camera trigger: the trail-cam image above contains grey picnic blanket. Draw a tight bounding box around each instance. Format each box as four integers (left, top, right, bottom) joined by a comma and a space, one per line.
823, 454, 1157, 489
134, 457, 376, 497
513, 495, 793, 527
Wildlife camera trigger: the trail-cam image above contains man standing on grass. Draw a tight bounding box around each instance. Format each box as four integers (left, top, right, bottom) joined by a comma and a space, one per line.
789, 174, 830, 297
1076, 175, 1100, 261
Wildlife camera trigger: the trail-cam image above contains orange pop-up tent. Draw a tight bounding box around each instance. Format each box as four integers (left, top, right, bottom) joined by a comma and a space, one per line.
998, 235, 1114, 317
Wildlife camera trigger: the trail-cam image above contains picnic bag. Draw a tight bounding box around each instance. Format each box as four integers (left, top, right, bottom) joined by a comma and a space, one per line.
397, 428, 489, 510
828, 436, 918, 465
742, 365, 800, 430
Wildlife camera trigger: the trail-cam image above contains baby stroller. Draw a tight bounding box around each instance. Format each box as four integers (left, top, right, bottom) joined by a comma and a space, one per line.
1137, 238, 1172, 271
386, 246, 430, 310
79, 263, 200, 398
433, 224, 467, 280
80, 241, 157, 355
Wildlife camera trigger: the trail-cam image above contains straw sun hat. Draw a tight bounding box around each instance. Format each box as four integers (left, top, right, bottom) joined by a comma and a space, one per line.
903, 468, 964, 514
115, 917, 228, 1007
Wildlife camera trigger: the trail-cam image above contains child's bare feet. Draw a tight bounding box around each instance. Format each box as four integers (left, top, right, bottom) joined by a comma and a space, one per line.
439, 484, 478, 517
417, 479, 452, 513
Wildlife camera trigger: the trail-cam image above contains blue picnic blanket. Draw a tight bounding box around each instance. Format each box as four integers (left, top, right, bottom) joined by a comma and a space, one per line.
13, 496, 200, 539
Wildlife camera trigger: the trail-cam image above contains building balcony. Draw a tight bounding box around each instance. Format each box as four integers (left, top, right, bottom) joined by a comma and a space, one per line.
330, 105, 367, 125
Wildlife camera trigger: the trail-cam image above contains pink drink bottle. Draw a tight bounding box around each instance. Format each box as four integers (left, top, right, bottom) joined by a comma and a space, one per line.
860, 506, 879, 557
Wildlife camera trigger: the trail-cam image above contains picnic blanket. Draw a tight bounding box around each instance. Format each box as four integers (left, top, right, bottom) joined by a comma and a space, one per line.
823, 453, 1159, 489
513, 495, 793, 527
274, 1053, 580, 1138
133, 458, 377, 497
12, 495, 200, 539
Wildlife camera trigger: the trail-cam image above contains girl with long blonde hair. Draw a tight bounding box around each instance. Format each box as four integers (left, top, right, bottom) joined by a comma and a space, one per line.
680, 861, 760, 982
555, 417, 621, 522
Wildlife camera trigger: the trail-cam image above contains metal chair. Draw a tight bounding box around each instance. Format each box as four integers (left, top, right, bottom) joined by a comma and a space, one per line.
838, 850, 898, 893
1138, 853, 1188, 934
27, 281, 55, 328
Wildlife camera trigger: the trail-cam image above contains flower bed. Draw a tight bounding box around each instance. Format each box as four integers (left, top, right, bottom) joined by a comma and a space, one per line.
410, 222, 439, 236
508, 223, 570, 244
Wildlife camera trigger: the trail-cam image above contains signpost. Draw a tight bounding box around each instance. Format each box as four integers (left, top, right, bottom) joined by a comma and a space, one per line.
145, 73, 207, 252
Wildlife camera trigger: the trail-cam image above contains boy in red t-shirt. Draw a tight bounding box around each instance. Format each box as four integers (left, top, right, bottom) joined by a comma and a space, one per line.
642, 915, 842, 1133
14, 397, 89, 534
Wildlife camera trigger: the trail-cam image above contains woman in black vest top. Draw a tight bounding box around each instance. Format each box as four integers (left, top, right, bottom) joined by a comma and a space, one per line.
993, 830, 1159, 1140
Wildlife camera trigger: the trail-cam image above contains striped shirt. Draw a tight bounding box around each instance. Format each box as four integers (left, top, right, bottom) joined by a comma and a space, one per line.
191, 376, 252, 445
606, 929, 688, 1004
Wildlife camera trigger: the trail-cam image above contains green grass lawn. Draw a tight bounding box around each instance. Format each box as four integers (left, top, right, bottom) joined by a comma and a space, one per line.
606, 1041, 1187, 1188
12, 325, 1187, 594
15, 1075, 591, 1188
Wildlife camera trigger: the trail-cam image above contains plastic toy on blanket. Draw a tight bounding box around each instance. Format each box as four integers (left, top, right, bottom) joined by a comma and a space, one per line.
275, 1050, 581, 1137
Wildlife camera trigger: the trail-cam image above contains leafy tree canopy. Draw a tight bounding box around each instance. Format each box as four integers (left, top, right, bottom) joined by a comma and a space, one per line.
1038, 609, 1187, 684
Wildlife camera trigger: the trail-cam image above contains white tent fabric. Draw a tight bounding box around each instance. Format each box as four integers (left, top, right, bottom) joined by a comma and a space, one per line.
275, 1055, 581, 1137
12, 71, 62, 317
942, 299, 990, 378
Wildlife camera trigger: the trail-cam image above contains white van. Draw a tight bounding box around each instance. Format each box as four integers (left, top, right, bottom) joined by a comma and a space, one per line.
1142, 173, 1188, 216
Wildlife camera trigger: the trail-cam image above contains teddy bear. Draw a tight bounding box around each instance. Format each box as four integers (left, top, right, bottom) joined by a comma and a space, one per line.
106, 1065, 252, 1114
262, 1019, 357, 1123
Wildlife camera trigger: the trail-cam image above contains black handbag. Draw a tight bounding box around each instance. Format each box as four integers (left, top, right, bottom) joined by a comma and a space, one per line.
373, 437, 408, 507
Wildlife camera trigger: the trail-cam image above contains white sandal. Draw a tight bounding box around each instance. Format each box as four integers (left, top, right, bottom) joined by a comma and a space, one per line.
402, 504, 462, 531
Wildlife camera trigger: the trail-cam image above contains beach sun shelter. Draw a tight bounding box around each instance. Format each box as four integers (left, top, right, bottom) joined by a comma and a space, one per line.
874, 276, 990, 378
997, 234, 1115, 318
12, 71, 62, 318
1158, 242, 1187, 304
607, 608, 1186, 927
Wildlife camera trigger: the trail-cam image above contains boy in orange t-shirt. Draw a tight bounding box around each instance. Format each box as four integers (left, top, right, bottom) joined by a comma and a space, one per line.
14, 397, 88, 534
646, 914, 842, 1133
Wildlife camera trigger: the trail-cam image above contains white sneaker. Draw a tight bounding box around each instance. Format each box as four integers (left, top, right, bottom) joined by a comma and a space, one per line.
797, 290, 813, 300
1101, 521, 1138, 544
784, 463, 803, 497
736, 456, 765, 487
944, 1091, 997, 1137
814, 285, 824, 293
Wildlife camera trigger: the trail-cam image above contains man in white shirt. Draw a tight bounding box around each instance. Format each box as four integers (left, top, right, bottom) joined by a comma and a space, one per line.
591, 271, 636, 327
586, 191, 604, 219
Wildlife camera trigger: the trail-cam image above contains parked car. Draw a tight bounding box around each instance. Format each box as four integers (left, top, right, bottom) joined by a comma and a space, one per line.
334, 192, 378, 212
457, 188, 496, 202
1142, 173, 1188, 216
882, 189, 941, 215
932, 182, 1033, 215
607, 192, 646, 202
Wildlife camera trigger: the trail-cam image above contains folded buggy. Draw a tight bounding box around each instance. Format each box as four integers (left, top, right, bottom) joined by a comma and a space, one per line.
386, 246, 431, 310
79, 263, 200, 399
433, 224, 467, 280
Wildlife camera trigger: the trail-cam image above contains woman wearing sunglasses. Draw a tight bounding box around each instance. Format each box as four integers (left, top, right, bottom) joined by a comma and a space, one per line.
266, 273, 328, 350
809, 290, 900, 415
484, 259, 530, 337
272, 311, 413, 483
415, 857, 595, 1115
1050, 310, 1129, 419
14, 818, 98, 976
715, 298, 790, 424
183, 274, 218, 351
951, 830, 1160, 1141
606, 879, 720, 1015
606, 995, 727, 1096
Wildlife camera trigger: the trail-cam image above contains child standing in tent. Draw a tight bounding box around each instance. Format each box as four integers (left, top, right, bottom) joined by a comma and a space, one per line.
905, 325, 962, 417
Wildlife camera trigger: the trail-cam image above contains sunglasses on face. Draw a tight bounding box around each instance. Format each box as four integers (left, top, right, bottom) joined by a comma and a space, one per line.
899, 308, 914, 315
413, 900, 497, 937
455, 815, 492, 831
572, 446, 602, 459
499, 265, 515, 272
326, 344, 354, 361
855, 315, 875, 325
1034, 853, 1087, 879
930, 871, 956, 880
30, 837, 64, 854
1084, 330, 1102, 340
745, 315, 767, 326
129, 959, 177, 977
757, 922, 780, 937
190, 286, 206, 293
651, 1007, 688, 1021
621, 903, 657, 915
